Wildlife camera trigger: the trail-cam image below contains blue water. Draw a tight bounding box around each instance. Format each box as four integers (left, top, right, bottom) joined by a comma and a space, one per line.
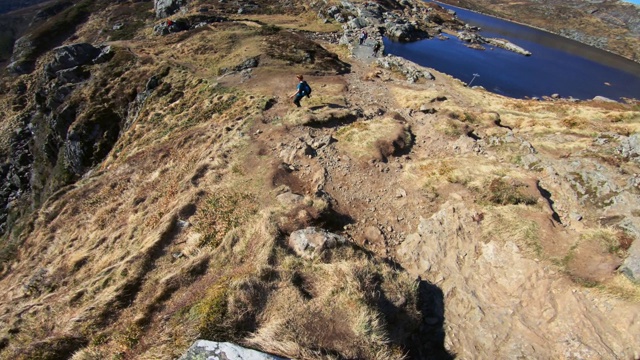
383, 3, 640, 100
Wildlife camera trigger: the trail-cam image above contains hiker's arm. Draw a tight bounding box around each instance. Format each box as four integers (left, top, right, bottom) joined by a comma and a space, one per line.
289, 90, 299, 98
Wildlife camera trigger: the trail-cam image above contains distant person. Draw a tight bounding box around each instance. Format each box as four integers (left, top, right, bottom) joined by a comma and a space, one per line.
289, 74, 312, 107
372, 41, 381, 57
359, 30, 366, 45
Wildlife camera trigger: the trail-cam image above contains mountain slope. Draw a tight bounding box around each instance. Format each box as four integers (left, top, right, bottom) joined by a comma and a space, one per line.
0, 0, 639, 359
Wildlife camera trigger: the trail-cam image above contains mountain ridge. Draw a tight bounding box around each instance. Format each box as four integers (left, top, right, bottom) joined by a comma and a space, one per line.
0, 0, 638, 359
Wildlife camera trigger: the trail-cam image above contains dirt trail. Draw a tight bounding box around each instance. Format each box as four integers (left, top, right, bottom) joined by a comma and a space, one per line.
351, 42, 379, 65
251, 41, 640, 358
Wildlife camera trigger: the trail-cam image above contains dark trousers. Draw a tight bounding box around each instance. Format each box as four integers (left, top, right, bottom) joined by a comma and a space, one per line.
294, 94, 304, 107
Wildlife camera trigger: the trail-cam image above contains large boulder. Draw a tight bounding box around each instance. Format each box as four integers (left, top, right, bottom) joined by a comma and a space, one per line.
180, 340, 285, 360
64, 106, 121, 175
44, 43, 102, 78
385, 21, 417, 42
7, 36, 37, 75
154, 0, 187, 18
346, 17, 368, 29
618, 133, 640, 163
288, 227, 346, 259
56, 66, 91, 85
376, 55, 435, 83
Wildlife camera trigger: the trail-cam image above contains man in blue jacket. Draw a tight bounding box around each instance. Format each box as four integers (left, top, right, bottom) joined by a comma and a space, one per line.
289, 74, 311, 107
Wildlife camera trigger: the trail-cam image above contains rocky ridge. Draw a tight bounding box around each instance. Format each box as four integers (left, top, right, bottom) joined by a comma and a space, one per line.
0, 0, 638, 359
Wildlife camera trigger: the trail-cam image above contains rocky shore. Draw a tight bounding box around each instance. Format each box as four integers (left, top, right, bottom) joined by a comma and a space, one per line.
320, 0, 532, 57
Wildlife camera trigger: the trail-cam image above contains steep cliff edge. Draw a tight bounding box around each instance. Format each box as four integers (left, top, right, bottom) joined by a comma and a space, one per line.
0, 0, 638, 359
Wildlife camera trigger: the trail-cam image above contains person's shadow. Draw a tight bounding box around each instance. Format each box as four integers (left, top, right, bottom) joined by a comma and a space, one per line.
370, 265, 455, 359
410, 280, 454, 360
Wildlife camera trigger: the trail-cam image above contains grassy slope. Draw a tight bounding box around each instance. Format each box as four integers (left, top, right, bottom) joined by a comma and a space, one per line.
0, 0, 638, 359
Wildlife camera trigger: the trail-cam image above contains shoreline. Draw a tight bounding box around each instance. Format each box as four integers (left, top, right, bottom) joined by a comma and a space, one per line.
377, 0, 640, 101
431, 0, 640, 65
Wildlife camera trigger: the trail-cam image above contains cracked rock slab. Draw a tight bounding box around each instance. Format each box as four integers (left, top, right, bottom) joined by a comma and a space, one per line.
179, 340, 286, 360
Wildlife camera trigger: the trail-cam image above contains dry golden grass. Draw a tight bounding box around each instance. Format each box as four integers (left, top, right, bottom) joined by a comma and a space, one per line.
3, 1, 640, 359
334, 117, 411, 161
406, 155, 527, 192
599, 274, 640, 302
481, 206, 543, 257
236, 13, 342, 33
246, 254, 419, 359
390, 87, 448, 109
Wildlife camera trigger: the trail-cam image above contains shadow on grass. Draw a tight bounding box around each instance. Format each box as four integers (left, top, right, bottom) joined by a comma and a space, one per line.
308, 103, 348, 111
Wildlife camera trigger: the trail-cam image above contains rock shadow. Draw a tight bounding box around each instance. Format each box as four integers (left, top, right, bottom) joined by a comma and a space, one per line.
494, 118, 512, 130
466, 130, 481, 141
536, 181, 562, 224
315, 207, 355, 233
308, 103, 348, 111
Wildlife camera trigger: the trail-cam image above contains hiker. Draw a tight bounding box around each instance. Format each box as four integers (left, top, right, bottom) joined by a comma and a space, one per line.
167, 19, 175, 32
372, 41, 381, 57
289, 74, 311, 108
359, 30, 366, 45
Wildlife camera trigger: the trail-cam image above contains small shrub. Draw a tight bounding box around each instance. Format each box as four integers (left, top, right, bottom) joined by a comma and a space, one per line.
193, 283, 229, 340
442, 119, 464, 137
113, 324, 142, 350
613, 231, 634, 253
483, 178, 537, 206
462, 112, 477, 123
259, 24, 281, 35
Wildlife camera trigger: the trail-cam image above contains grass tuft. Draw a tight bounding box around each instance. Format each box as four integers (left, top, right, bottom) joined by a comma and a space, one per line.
193, 191, 259, 247
482, 178, 538, 206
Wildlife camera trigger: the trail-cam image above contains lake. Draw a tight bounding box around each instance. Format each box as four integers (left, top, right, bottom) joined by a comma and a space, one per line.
382, 2, 640, 100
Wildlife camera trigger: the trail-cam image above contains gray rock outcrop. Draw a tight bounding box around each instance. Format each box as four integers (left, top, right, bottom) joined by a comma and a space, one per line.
7, 36, 37, 75
288, 227, 346, 259
618, 133, 640, 163
44, 43, 102, 79
621, 240, 640, 283
458, 31, 531, 56
180, 340, 286, 360
154, 0, 187, 18
377, 55, 435, 83
593, 95, 617, 102
385, 21, 419, 42
396, 201, 640, 358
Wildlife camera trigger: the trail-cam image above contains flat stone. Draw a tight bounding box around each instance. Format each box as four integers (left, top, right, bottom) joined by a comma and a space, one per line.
179, 340, 286, 359
276, 192, 305, 207
288, 227, 346, 259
